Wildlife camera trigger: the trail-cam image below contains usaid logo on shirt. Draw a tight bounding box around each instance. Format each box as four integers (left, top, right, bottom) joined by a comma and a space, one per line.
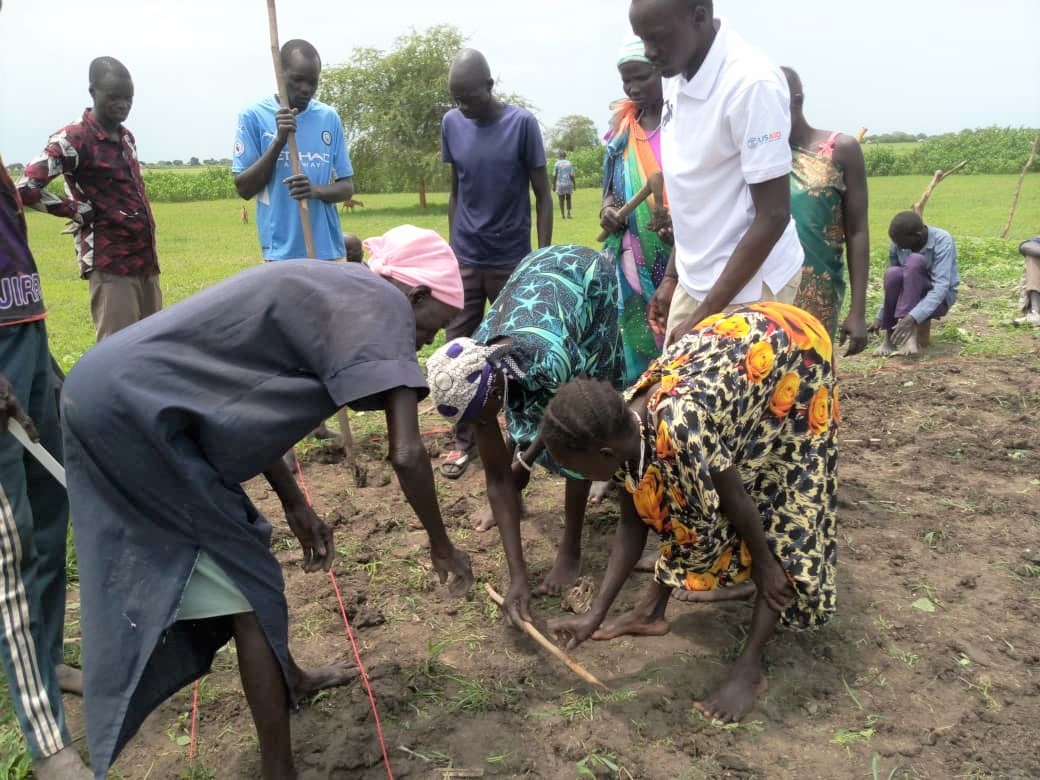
747, 131, 783, 150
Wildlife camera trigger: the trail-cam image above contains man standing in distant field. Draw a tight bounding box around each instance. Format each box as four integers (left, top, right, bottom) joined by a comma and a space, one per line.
630, 0, 805, 346
1, 148, 91, 778
19, 57, 161, 342
553, 151, 576, 219
233, 39, 354, 262
439, 48, 553, 478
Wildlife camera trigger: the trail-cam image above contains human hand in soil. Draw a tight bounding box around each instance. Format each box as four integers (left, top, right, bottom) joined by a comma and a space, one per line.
752, 555, 794, 613
430, 544, 474, 597
867, 319, 882, 335
283, 502, 334, 572
547, 611, 601, 650
502, 577, 533, 628
890, 315, 917, 346
0, 374, 37, 441
839, 312, 869, 357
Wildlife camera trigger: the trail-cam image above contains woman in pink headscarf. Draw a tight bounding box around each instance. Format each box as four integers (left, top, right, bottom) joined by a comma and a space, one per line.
62, 226, 472, 779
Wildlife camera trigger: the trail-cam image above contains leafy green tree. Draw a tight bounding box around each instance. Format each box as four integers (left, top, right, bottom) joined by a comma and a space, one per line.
322, 25, 535, 203
322, 26, 461, 206
547, 114, 600, 155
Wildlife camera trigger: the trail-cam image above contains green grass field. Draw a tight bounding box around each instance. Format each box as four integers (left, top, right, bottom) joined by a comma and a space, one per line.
23, 173, 1039, 371
1, 173, 1037, 776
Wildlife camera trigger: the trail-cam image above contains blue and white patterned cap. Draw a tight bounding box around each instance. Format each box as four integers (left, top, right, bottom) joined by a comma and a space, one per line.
426, 338, 506, 425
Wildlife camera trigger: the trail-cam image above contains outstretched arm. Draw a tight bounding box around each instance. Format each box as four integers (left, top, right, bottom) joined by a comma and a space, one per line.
473, 381, 531, 627
263, 457, 333, 573
530, 165, 554, 247
384, 387, 474, 595
836, 135, 870, 356
549, 491, 648, 649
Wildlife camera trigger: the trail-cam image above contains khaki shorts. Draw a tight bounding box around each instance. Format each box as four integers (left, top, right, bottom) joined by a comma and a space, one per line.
89, 271, 163, 342
665, 270, 803, 344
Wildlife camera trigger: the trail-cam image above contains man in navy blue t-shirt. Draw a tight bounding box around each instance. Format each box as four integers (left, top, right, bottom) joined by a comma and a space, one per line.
439, 48, 553, 478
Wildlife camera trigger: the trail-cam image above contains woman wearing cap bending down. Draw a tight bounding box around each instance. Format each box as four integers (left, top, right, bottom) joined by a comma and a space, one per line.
426, 245, 623, 627
62, 226, 474, 780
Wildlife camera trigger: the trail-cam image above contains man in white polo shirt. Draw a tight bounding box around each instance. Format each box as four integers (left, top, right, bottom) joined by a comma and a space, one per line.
631, 0, 805, 345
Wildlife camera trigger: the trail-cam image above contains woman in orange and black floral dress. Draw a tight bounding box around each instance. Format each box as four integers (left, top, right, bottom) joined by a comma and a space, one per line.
542, 302, 837, 723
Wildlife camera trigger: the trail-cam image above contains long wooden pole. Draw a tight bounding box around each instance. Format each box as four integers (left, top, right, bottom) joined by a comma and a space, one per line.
484, 583, 609, 691
1000, 134, 1039, 239
266, 0, 316, 260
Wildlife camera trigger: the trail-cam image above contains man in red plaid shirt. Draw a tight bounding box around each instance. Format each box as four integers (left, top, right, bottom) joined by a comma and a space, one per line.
19, 57, 161, 341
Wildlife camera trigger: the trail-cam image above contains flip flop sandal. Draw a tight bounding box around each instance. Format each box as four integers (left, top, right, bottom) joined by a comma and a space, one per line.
440, 449, 473, 479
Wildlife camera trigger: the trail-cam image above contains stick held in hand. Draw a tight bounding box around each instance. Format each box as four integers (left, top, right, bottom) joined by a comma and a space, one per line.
266, 0, 316, 259
484, 583, 609, 691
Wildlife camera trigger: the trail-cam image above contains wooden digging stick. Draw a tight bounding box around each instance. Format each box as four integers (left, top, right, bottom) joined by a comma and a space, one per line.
596, 171, 664, 242
1000, 133, 1039, 239
266, 0, 316, 260
268, 0, 362, 482
484, 583, 609, 691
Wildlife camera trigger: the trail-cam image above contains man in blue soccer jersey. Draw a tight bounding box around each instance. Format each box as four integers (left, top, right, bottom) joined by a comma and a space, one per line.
233, 39, 354, 261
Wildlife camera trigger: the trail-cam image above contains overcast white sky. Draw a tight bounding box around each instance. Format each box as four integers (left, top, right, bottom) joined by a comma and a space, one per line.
2, 0, 1038, 165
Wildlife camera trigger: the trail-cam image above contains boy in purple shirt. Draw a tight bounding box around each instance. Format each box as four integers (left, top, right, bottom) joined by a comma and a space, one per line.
439, 48, 553, 478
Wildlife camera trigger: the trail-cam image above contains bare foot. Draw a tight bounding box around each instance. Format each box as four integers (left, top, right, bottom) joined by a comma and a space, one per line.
872, 337, 895, 357
592, 607, 670, 640
471, 506, 497, 532
471, 497, 524, 532
672, 581, 756, 603
587, 480, 614, 505
535, 551, 581, 596
34, 746, 92, 780
289, 660, 358, 705
896, 333, 920, 357
633, 539, 660, 573
55, 663, 84, 696
693, 661, 767, 723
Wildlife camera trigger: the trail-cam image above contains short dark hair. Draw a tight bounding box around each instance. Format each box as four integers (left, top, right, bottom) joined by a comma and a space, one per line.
281, 39, 320, 68
540, 378, 630, 455
89, 56, 131, 86
889, 210, 925, 242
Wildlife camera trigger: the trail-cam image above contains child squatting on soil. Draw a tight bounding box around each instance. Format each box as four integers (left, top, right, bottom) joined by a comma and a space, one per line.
1014, 237, 1040, 327
425, 245, 624, 627
872, 211, 960, 357
61, 226, 474, 780
544, 303, 838, 723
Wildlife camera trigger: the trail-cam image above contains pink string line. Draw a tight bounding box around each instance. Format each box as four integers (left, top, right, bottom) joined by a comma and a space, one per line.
294, 457, 394, 780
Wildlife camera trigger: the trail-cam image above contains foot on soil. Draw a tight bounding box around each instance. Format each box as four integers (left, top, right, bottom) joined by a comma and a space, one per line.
897, 333, 920, 357
693, 662, 767, 723
587, 480, 614, 505
290, 660, 359, 705
471, 496, 524, 532
672, 581, 756, 603
535, 552, 581, 596
310, 424, 338, 440
872, 337, 896, 357
634, 540, 660, 572
34, 746, 92, 780
56, 663, 84, 695
592, 607, 670, 640
440, 449, 474, 480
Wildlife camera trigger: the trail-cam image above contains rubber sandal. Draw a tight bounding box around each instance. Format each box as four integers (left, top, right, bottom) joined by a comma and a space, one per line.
440, 449, 473, 479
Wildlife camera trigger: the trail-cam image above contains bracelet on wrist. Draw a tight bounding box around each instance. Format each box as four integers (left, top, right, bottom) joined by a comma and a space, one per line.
515, 450, 534, 473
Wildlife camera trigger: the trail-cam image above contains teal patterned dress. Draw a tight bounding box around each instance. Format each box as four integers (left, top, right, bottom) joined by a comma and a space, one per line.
474, 245, 623, 475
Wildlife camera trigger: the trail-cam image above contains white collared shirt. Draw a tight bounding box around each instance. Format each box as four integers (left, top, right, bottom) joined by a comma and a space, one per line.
661, 19, 804, 304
